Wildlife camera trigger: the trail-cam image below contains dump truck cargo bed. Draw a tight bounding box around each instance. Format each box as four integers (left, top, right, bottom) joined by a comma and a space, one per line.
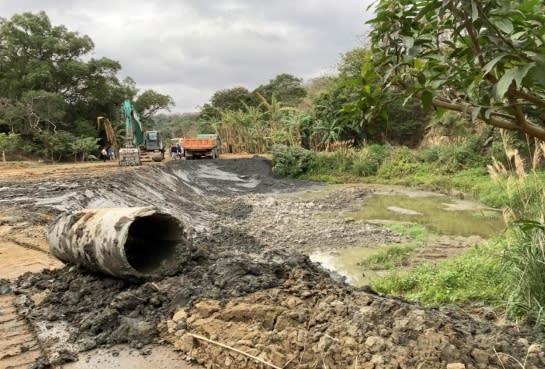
182, 136, 220, 159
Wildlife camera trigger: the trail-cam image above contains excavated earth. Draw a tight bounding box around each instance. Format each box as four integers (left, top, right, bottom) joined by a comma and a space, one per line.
0, 157, 544, 369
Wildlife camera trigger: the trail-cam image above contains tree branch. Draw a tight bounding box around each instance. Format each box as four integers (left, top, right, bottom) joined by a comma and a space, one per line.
431, 97, 545, 140
511, 90, 545, 110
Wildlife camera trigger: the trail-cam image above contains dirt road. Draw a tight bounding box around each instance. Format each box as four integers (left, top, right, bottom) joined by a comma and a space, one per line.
0, 158, 544, 368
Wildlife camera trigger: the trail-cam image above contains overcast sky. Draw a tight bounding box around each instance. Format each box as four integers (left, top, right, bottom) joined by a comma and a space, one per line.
1, 1, 375, 112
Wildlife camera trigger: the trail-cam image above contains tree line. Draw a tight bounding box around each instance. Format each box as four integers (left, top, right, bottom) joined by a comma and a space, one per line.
0, 11, 173, 162
3, 1, 545, 161
162, 0, 543, 155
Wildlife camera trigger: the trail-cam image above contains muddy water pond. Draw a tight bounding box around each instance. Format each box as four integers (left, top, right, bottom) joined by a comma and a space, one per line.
346, 194, 504, 238
310, 191, 505, 287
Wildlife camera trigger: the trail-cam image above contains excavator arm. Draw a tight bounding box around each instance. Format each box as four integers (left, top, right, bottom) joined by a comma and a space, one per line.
122, 100, 145, 147
118, 99, 145, 166
117, 99, 165, 166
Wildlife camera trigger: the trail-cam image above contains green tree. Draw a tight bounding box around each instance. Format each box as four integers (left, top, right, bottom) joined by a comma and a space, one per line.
212, 87, 259, 111
20, 90, 66, 133
0, 132, 21, 163
254, 73, 307, 107
309, 51, 390, 147
0, 12, 139, 137
0, 99, 24, 133
369, 0, 545, 140
0, 12, 121, 102
338, 48, 367, 80
134, 90, 174, 121
70, 136, 99, 162
34, 130, 74, 161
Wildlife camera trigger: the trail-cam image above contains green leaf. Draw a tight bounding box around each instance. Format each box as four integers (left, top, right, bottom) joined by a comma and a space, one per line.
422, 90, 433, 111
471, 1, 479, 21
511, 31, 526, 41
492, 18, 514, 34
495, 68, 518, 99
527, 59, 545, 89
417, 73, 426, 86
482, 53, 508, 75
401, 36, 414, 50
514, 63, 535, 88
471, 106, 481, 122
484, 108, 496, 119
494, 64, 535, 98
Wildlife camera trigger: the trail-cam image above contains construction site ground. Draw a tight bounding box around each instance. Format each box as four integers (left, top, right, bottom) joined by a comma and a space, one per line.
0, 157, 544, 369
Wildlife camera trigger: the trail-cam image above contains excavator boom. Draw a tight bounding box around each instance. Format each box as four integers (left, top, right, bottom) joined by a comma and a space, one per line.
118, 100, 165, 166
118, 100, 144, 166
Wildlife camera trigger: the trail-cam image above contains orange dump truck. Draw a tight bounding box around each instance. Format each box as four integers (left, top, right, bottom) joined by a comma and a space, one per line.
182, 134, 221, 159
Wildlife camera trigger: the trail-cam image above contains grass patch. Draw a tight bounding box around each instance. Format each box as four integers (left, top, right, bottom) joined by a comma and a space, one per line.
363, 244, 417, 270
371, 238, 506, 305
362, 224, 429, 270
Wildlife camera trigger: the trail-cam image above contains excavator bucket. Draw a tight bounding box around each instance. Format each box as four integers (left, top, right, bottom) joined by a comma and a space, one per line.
119, 147, 141, 166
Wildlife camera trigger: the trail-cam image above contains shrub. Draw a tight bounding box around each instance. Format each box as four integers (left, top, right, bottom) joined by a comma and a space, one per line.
271, 144, 316, 177
377, 147, 419, 178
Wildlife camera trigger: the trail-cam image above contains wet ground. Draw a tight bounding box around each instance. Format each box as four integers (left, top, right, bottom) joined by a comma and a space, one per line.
0, 158, 544, 368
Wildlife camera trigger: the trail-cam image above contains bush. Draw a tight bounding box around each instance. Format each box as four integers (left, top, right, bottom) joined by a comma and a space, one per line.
377, 147, 419, 178
271, 144, 316, 177
418, 137, 488, 175
351, 144, 392, 176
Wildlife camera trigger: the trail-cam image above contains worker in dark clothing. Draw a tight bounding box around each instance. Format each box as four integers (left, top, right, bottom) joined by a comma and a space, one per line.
170, 145, 178, 160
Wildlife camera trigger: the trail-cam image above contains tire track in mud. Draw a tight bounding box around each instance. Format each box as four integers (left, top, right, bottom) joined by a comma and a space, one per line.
0, 295, 45, 369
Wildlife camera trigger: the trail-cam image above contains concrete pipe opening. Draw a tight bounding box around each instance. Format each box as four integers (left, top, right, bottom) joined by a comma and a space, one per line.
125, 214, 180, 274
48, 207, 188, 279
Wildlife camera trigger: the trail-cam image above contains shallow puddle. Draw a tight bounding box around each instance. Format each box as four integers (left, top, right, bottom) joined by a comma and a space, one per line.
345, 194, 504, 238
312, 192, 505, 287
310, 248, 382, 287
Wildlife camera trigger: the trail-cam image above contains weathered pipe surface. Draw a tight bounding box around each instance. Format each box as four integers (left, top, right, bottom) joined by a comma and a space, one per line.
47, 207, 187, 279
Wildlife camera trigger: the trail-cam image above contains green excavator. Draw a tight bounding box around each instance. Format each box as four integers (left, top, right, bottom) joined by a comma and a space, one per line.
118, 99, 165, 166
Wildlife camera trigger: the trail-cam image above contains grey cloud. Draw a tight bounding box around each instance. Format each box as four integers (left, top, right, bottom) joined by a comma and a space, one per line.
0, 0, 375, 112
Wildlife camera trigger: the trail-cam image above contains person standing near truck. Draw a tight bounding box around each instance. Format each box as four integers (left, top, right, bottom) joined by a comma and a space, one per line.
170, 145, 178, 160
176, 143, 184, 159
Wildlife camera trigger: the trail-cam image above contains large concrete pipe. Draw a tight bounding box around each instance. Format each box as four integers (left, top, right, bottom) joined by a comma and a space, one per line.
48, 207, 187, 279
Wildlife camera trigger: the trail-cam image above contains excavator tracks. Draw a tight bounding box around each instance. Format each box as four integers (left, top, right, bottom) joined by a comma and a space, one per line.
0, 295, 44, 369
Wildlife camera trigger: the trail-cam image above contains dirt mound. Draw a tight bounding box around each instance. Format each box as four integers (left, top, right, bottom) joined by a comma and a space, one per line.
12, 229, 319, 363
165, 269, 544, 369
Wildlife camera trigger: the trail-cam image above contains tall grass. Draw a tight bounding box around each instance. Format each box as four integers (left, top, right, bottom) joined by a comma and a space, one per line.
488, 132, 545, 325
505, 221, 545, 325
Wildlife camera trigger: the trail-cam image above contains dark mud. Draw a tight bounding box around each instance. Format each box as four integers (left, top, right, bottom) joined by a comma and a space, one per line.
14, 234, 319, 363
166, 156, 318, 195
3, 157, 545, 368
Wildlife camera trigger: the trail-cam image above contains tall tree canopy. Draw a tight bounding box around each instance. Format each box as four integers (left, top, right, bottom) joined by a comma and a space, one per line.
0, 12, 122, 103
134, 90, 175, 121
369, 0, 545, 140
210, 87, 258, 111
254, 73, 307, 107
0, 11, 173, 160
